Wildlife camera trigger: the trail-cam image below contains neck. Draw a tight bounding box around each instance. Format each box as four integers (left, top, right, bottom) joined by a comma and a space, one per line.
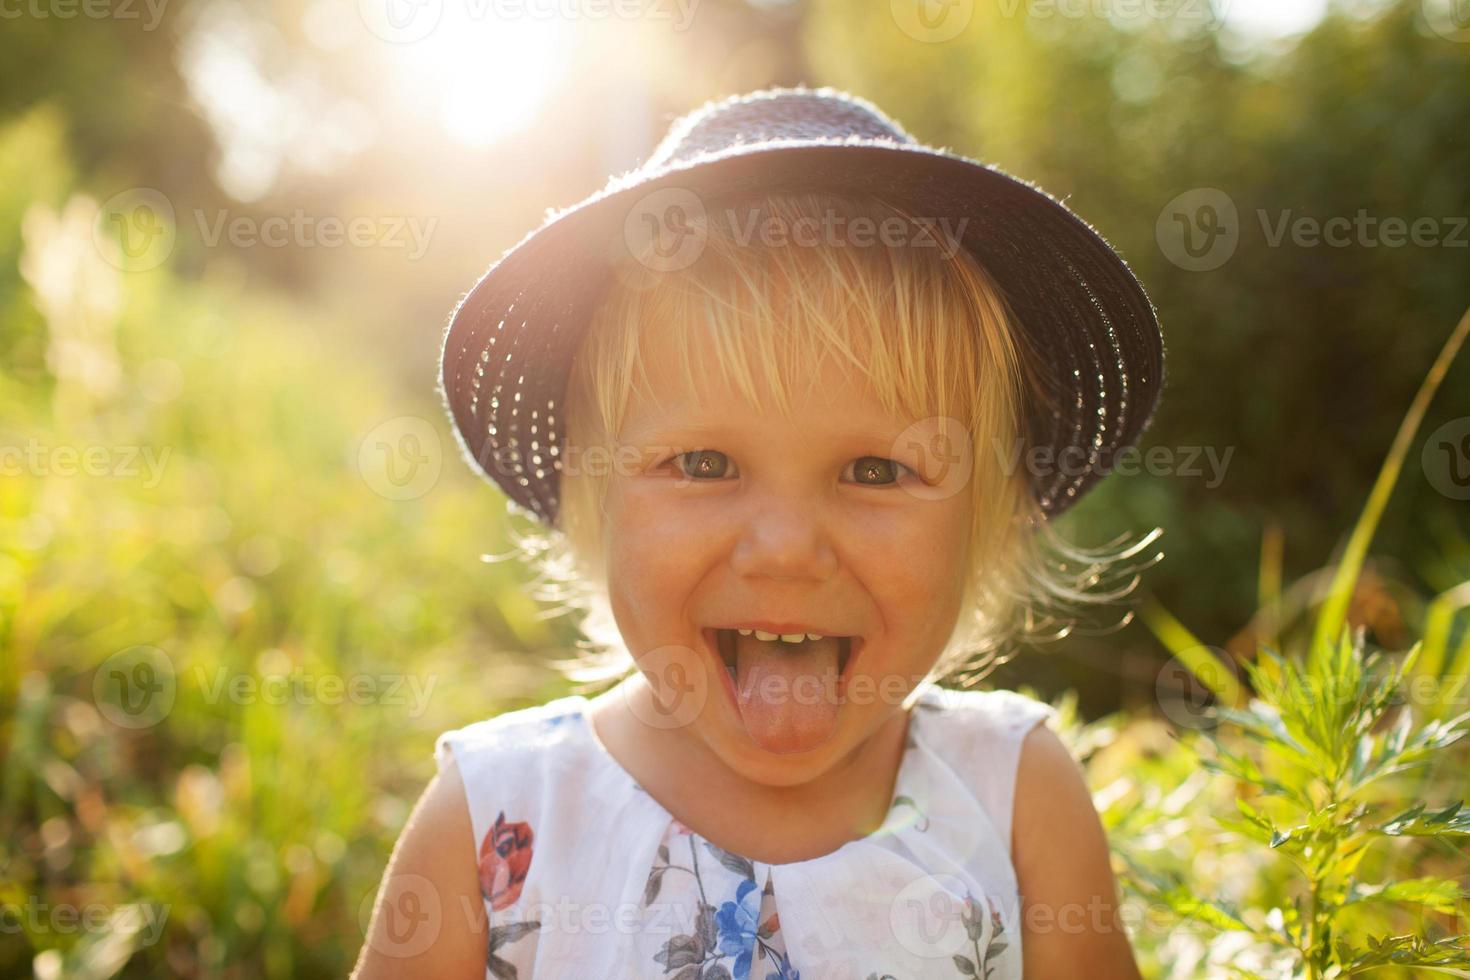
590, 673, 912, 858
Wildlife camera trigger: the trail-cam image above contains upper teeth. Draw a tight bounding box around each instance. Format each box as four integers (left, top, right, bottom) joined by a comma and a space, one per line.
738, 629, 824, 643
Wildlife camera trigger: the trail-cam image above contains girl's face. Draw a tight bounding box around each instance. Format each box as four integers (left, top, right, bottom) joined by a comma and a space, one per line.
603, 342, 977, 787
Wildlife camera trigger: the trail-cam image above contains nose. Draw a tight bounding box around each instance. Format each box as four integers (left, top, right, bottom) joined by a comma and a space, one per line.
729, 495, 837, 582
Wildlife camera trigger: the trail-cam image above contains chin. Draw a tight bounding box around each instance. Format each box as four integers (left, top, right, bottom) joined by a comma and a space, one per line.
701, 700, 879, 781
708, 736, 849, 786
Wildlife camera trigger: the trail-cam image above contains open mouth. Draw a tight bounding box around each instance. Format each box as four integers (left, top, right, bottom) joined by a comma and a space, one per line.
702, 628, 856, 684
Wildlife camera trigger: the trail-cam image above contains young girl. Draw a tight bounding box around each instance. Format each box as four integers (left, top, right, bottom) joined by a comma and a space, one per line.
355, 86, 1163, 979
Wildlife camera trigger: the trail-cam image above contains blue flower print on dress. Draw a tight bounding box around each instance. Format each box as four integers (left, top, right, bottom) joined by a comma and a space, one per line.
761, 950, 799, 980
716, 879, 761, 979
645, 824, 799, 980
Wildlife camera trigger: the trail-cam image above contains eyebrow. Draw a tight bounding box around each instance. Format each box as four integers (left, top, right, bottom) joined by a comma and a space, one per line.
619, 419, 724, 448
620, 415, 906, 447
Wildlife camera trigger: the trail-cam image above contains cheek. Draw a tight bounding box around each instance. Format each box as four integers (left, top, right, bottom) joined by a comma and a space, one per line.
849, 500, 969, 581
607, 486, 696, 570
846, 503, 971, 633
604, 490, 704, 629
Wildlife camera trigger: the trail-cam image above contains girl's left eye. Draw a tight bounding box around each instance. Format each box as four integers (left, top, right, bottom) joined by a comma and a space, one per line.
845, 456, 914, 486
674, 449, 734, 480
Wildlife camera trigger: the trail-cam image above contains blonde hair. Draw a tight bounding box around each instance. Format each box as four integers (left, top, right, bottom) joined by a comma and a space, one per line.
494, 189, 1157, 693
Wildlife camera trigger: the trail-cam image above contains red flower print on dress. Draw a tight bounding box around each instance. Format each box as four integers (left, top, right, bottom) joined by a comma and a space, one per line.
478, 810, 534, 911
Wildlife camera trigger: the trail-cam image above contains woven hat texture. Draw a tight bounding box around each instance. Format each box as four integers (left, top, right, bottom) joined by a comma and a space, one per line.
439, 85, 1166, 526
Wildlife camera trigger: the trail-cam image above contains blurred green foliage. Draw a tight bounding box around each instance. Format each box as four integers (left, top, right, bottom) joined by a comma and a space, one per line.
0, 107, 575, 976
3, 0, 1469, 975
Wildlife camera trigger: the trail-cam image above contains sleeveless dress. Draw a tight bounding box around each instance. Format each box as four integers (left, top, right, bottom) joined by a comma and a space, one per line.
435, 683, 1057, 980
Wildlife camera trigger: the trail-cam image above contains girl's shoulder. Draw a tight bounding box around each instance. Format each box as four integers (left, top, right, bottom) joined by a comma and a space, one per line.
431, 695, 598, 824
914, 684, 1059, 739
911, 684, 1061, 857
432, 690, 623, 783
433, 694, 585, 757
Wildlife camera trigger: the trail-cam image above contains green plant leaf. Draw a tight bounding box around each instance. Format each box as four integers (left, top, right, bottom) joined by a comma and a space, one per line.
1375, 801, 1470, 837
1420, 583, 1470, 680
1140, 596, 1247, 708
1336, 933, 1470, 974
1343, 877, 1465, 914
1162, 890, 1254, 934
1313, 305, 1470, 654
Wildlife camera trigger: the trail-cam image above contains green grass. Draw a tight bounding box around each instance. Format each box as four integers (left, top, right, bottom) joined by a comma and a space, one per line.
0, 139, 573, 976
1126, 303, 1470, 978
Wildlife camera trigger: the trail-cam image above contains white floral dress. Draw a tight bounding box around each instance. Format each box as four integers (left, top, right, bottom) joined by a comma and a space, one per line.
436, 683, 1057, 980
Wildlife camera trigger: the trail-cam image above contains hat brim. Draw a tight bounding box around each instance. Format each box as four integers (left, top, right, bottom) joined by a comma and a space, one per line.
439, 139, 1165, 526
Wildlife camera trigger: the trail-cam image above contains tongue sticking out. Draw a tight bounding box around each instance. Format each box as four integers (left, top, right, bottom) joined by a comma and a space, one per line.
732, 632, 844, 754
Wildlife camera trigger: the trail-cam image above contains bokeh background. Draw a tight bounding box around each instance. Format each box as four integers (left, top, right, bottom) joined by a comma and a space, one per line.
2, 0, 1468, 975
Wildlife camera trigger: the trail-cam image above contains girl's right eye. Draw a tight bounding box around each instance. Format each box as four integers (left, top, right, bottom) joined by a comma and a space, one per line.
672, 449, 736, 480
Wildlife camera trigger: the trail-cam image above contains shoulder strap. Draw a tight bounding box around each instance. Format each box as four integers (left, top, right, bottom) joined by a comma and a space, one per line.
432, 696, 587, 912
915, 686, 1058, 857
